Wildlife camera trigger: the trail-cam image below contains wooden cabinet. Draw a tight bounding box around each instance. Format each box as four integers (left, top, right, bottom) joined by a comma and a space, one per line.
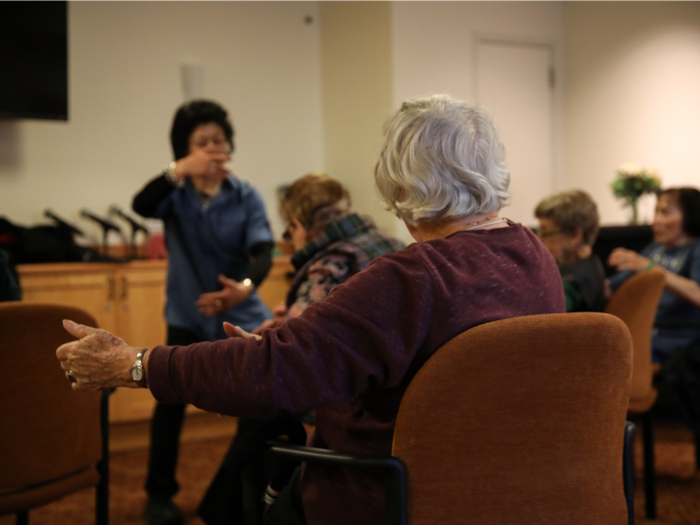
256, 255, 294, 311
19, 262, 120, 333
18, 261, 168, 423
17, 257, 294, 424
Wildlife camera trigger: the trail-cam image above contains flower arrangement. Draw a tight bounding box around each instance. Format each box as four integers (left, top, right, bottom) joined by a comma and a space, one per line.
611, 163, 661, 224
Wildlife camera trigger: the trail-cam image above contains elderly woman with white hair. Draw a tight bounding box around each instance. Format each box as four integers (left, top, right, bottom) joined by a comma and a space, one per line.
57, 95, 564, 525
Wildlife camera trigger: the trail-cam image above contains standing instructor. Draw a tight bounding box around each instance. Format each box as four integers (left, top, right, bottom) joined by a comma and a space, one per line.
131, 100, 274, 525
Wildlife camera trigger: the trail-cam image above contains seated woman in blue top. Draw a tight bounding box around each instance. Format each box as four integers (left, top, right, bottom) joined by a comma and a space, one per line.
608, 187, 700, 364
132, 99, 274, 525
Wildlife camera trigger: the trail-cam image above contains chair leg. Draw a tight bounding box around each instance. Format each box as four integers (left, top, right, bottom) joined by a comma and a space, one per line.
96, 389, 112, 525
623, 421, 635, 525
16, 511, 28, 525
241, 449, 265, 525
641, 410, 657, 520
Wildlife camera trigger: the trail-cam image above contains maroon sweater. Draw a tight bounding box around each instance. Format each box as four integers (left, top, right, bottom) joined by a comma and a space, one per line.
148, 223, 564, 525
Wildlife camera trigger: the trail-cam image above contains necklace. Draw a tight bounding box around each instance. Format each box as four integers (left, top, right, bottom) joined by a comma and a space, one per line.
440, 216, 510, 240
466, 218, 508, 231
465, 215, 497, 227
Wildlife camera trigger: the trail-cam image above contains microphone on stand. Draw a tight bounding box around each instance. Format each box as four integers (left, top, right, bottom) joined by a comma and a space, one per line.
80, 209, 121, 256
44, 209, 84, 238
109, 205, 149, 258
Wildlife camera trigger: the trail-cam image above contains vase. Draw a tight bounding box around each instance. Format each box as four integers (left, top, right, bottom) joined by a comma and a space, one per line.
628, 196, 639, 225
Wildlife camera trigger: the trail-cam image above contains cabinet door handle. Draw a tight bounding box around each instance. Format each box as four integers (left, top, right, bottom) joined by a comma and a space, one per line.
121, 276, 128, 300
108, 277, 116, 301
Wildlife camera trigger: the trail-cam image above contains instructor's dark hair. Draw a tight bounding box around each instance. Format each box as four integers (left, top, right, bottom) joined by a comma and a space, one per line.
170, 100, 234, 160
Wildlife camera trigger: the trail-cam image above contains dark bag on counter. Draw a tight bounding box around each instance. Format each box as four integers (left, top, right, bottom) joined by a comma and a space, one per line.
0, 217, 99, 275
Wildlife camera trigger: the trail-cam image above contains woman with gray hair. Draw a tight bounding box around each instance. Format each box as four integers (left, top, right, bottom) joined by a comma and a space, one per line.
57, 95, 564, 525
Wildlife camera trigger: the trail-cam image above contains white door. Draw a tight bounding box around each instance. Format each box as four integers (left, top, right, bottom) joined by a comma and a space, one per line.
476, 40, 555, 227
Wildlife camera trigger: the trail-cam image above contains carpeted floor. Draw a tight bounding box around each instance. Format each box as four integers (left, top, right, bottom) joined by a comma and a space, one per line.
2, 417, 698, 525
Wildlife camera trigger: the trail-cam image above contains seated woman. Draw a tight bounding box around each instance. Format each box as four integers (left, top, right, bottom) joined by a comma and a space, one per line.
197, 173, 404, 525
58, 95, 565, 525
535, 190, 606, 312
256, 172, 405, 333
608, 187, 700, 364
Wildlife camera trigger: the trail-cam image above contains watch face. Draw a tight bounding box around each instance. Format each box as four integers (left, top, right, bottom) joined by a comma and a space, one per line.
131, 367, 143, 382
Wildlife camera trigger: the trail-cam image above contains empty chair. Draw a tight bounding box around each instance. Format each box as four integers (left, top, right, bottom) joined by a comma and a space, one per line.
0, 303, 110, 525
605, 270, 666, 520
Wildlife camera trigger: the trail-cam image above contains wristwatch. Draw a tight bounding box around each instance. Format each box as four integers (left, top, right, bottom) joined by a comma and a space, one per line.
130, 348, 149, 388
242, 278, 255, 292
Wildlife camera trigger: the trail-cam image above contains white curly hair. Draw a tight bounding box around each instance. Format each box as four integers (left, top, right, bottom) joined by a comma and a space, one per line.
374, 95, 511, 226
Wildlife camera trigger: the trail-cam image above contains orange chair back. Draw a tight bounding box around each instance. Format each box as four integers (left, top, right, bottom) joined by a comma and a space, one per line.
392, 313, 632, 525
605, 271, 665, 403
0, 303, 102, 514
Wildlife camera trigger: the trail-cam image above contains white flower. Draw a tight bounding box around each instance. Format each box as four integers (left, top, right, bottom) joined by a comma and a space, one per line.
618, 163, 643, 176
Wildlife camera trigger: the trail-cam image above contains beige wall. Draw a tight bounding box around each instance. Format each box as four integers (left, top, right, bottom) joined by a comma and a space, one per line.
392, 1, 563, 104
0, 2, 324, 241
391, 1, 564, 240
319, 2, 394, 234
4, 2, 700, 244
564, 2, 700, 224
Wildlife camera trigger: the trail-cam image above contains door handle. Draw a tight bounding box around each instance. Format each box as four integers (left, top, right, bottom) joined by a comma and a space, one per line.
108, 277, 116, 301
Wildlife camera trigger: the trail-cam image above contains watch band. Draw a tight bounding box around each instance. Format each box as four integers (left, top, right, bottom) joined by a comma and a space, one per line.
130, 348, 149, 388
164, 161, 184, 188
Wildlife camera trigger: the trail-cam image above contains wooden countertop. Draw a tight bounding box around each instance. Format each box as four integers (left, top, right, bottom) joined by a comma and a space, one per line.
17, 256, 293, 276
17, 259, 168, 275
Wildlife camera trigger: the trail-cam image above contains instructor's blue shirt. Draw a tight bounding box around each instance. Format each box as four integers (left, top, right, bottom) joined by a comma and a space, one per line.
153, 175, 272, 340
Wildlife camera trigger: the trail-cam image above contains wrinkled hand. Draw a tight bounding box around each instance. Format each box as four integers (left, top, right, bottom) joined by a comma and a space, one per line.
175, 149, 231, 183
197, 275, 253, 317
608, 248, 650, 273
56, 320, 141, 391
223, 322, 261, 341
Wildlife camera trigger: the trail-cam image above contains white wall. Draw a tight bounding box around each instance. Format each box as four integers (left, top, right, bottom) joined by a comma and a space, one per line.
564, 2, 700, 225
0, 2, 323, 242
391, 1, 564, 240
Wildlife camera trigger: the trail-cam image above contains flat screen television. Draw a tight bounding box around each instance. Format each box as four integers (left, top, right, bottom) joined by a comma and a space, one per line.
0, 1, 68, 121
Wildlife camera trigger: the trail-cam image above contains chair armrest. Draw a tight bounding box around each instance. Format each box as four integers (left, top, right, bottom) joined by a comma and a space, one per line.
267, 443, 407, 525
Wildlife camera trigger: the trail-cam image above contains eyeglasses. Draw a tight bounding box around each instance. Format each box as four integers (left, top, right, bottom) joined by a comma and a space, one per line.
282, 222, 297, 242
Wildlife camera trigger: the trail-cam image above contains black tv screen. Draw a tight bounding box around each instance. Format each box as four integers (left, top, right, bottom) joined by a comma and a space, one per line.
0, 1, 68, 120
